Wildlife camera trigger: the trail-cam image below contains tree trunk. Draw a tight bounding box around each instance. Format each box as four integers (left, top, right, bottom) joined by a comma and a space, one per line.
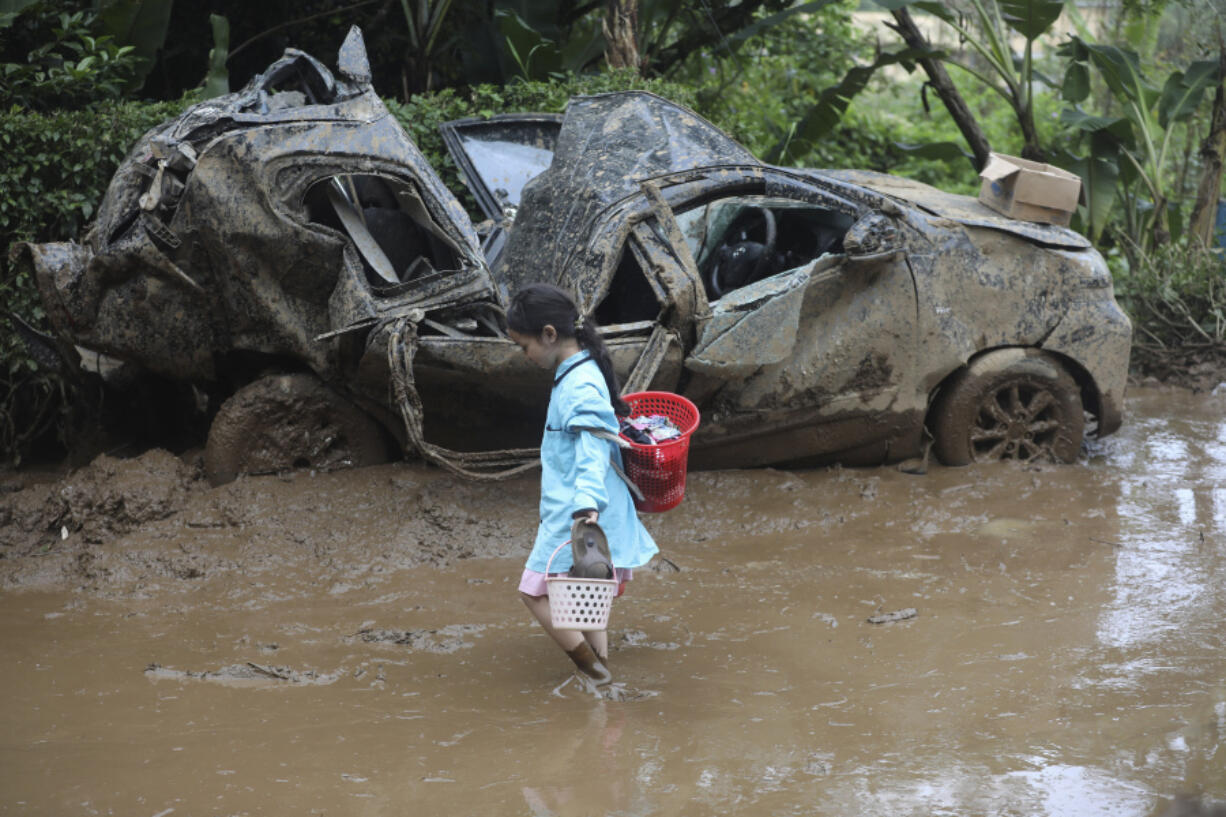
888, 7, 993, 171
604, 0, 639, 72
1188, 45, 1226, 248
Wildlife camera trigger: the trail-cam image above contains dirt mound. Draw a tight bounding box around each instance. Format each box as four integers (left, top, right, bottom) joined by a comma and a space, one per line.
0, 448, 202, 556
0, 455, 543, 594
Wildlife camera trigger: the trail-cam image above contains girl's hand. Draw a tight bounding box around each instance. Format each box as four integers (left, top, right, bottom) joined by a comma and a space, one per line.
577, 510, 599, 525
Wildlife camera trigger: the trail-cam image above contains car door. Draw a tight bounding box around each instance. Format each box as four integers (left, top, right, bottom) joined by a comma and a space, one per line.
438, 114, 563, 270
654, 176, 920, 468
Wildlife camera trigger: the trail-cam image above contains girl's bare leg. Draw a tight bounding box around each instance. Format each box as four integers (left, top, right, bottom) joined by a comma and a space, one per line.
520, 593, 583, 651
521, 593, 611, 685
583, 629, 608, 662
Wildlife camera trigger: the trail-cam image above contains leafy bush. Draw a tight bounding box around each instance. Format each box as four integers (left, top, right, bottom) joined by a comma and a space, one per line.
1, 1, 141, 111
1, 97, 187, 465
1114, 239, 1226, 374
676, 0, 872, 164
0, 97, 188, 277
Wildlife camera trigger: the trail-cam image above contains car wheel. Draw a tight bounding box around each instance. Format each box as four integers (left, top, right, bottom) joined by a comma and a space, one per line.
204, 373, 391, 486
930, 349, 1084, 466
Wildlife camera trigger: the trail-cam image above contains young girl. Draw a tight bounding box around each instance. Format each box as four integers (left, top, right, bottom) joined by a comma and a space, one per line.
507, 283, 658, 686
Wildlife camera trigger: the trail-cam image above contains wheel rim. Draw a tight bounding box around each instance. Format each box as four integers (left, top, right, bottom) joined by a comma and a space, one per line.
970, 380, 1064, 462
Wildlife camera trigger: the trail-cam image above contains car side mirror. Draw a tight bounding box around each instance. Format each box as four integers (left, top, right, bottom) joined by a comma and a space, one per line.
843, 212, 901, 265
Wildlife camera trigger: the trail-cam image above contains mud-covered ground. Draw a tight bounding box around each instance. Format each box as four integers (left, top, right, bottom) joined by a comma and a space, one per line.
2, 385, 1225, 816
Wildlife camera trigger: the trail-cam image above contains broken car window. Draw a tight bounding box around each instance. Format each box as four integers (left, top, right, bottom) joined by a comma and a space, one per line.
304, 173, 466, 288
674, 196, 856, 301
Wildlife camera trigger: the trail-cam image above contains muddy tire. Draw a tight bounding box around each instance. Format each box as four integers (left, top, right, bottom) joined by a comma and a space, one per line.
204, 374, 391, 486
930, 349, 1083, 466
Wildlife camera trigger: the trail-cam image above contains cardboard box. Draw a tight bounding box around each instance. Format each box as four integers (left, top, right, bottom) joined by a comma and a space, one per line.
977, 152, 1083, 227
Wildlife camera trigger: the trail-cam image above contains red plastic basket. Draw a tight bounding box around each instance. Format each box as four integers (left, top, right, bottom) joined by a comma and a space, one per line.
621, 391, 700, 513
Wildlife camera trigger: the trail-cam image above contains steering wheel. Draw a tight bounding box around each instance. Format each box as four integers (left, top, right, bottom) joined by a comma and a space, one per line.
708, 206, 778, 298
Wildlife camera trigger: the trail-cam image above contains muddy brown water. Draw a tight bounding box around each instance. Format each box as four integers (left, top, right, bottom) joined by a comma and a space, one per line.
2, 386, 1224, 816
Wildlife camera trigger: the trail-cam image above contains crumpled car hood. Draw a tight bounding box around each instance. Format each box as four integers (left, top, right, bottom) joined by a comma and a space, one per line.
819, 169, 1092, 250
500, 91, 759, 299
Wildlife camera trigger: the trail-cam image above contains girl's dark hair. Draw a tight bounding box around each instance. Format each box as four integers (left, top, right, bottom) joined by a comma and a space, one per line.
507, 283, 631, 416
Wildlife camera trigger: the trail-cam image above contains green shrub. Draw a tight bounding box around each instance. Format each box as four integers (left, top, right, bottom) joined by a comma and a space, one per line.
679, 0, 870, 161
1114, 239, 1226, 374
1, 97, 187, 465
0, 1, 142, 111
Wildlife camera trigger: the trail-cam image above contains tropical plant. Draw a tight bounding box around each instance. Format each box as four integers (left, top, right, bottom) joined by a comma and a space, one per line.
877, 0, 1067, 162
1059, 35, 1222, 251
673, 0, 874, 163
763, 45, 939, 164
494, 4, 604, 81
478, 0, 823, 84
92, 0, 174, 92
398, 0, 456, 92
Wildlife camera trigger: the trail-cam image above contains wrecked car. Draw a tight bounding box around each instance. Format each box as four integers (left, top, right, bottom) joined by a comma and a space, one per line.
14, 28, 1131, 484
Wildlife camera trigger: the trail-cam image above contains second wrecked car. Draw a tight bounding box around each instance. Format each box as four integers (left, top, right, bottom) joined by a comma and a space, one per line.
15, 28, 1132, 483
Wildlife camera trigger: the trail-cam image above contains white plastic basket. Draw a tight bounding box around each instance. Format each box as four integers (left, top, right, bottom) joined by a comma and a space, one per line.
545, 541, 618, 632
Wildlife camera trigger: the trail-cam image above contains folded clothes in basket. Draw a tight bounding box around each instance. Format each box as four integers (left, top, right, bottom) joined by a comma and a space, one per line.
620, 414, 682, 444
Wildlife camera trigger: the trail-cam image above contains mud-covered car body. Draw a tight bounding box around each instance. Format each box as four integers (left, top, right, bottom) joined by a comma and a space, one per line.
17, 30, 1131, 471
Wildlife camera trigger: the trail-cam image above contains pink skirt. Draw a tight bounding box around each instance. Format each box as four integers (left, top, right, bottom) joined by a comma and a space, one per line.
519, 567, 633, 598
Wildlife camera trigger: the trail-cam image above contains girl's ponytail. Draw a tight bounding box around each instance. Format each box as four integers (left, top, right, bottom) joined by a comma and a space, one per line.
574, 318, 631, 417
507, 283, 631, 416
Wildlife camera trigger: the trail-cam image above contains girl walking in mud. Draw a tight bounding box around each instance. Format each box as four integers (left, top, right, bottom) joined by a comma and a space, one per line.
507, 283, 658, 686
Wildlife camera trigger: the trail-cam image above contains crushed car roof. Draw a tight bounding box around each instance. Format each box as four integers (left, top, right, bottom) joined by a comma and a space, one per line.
500, 91, 759, 298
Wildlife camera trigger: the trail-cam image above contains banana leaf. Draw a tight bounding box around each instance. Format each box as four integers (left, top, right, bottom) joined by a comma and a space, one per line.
1061, 62, 1090, 103
1157, 60, 1221, 130
769, 46, 935, 163
94, 0, 174, 92
1055, 147, 1119, 242
202, 13, 228, 100
1066, 37, 1161, 111
998, 0, 1065, 41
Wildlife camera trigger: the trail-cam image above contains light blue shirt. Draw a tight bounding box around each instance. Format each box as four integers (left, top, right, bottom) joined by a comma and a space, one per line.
525, 350, 659, 573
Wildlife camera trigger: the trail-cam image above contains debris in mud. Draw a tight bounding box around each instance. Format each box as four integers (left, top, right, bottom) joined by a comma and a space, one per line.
620, 629, 681, 650
649, 555, 681, 573
867, 608, 918, 624
144, 662, 339, 686
813, 612, 839, 628
0, 449, 201, 554
355, 624, 484, 653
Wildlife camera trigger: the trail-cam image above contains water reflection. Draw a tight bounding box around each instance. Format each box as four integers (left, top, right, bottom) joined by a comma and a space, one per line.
1096, 393, 1226, 656
1005, 764, 1153, 817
